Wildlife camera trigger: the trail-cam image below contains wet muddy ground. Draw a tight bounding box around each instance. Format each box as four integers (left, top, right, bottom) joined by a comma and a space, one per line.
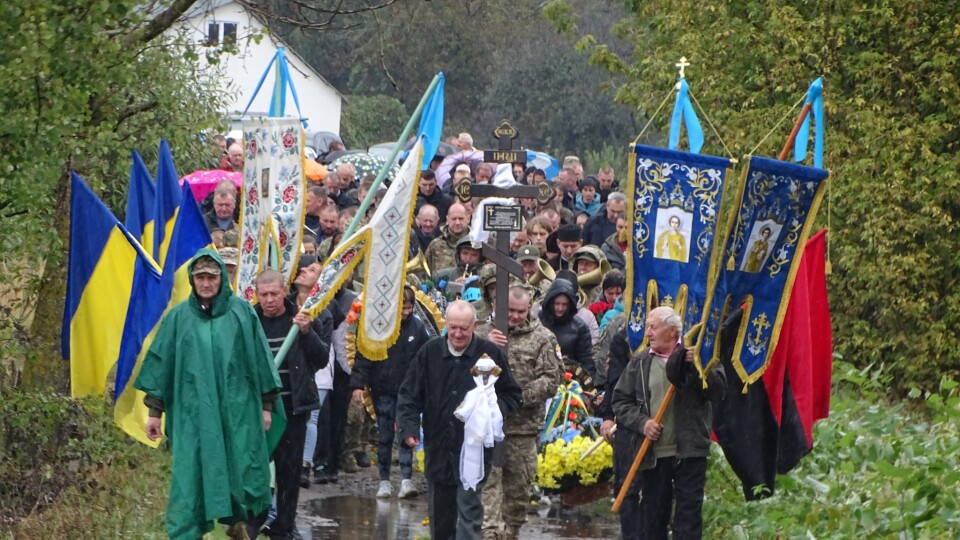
292, 465, 621, 539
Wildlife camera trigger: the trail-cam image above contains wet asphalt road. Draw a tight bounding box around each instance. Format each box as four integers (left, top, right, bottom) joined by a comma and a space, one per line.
292, 467, 621, 539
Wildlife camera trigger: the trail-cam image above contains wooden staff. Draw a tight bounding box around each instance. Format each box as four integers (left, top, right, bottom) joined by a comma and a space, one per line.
778, 102, 813, 161
580, 425, 616, 460
612, 384, 676, 512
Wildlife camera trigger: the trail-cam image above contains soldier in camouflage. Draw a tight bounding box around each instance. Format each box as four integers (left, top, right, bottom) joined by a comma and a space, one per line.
424, 202, 470, 274
477, 285, 565, 539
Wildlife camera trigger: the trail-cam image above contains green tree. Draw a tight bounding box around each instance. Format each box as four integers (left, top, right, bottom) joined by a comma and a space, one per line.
339, 94, 408, 149
555, 0, 960, 390
275, 0, 639, 164
0, 0, 227, 391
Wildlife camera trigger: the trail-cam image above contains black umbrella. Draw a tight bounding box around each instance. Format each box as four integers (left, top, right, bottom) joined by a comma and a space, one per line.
402, 139, 458, 159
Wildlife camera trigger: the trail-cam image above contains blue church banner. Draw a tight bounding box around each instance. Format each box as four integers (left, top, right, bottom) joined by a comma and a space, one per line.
625, 144, 733, 354
698, 155, 829, 387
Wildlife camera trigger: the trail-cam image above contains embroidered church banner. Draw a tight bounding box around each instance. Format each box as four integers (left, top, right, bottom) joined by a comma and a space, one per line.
298, 138, 425, 361
697, 155, 829, 386
626, 144, 733, 353
236, 117, 307, 301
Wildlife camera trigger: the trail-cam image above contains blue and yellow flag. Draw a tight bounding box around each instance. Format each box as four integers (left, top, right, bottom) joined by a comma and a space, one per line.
114, 183, 213, 446
153, 139, 181, 268
697, 156, 829, 387
125, 151, 155, 255
63, 173, 157, 397
625, 144, 733, 353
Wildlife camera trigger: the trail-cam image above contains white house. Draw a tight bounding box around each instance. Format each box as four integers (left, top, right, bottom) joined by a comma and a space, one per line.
169, 0, 343, 134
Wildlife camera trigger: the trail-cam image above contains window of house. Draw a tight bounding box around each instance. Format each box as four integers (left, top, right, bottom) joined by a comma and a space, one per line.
223, 22, 238, 44
206, 21, 238, 46
206, 22, 220, 46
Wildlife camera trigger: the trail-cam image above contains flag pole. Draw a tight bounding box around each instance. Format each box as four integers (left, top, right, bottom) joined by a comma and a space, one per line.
612, 384, 675, 512
271, 72, 443, 368
342, 72, 442, 240
778, 102, 812, 161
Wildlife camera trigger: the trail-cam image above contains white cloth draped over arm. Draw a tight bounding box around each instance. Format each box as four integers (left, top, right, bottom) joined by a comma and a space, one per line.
454, 356, 504, 491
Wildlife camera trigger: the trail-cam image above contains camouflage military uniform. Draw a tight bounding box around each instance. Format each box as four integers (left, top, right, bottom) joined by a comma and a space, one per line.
476, 317, 564, 539
423, 224, 467, 276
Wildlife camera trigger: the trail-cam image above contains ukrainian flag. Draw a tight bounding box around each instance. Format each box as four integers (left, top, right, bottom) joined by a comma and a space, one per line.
153, 139, 182, 268
125, 151, 156, 258
63, 173, 156, 397
114, 183, 213, 446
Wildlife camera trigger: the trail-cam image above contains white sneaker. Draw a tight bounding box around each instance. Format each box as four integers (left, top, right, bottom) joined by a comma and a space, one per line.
376, 480, 393, 498
398, 478, 418, 499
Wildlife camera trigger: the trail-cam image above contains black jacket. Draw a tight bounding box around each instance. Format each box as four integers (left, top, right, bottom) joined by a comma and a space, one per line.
582, 206, 617, 247
601, 232, 626, 272
350, 315, 431, 396
255, 298, 330, 415
539, 280, 597, 380
416, 189, 453, 223
397, 335, 523, 486
597, 326, 630, 421
203, 209, 237, 234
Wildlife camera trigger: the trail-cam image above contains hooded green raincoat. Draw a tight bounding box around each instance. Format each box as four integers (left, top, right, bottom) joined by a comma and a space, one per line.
135, 248, 282, 540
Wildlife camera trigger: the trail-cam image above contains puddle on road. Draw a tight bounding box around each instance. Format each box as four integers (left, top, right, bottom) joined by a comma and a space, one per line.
308, 495, 430, 540
306, 495, 619, 539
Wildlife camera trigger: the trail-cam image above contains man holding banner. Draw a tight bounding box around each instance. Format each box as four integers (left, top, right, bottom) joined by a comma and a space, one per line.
135, 249, 282, 540
612, 306, 726, 540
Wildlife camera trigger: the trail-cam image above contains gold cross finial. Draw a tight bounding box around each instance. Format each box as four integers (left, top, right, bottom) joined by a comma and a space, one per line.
676, 56, 690, 79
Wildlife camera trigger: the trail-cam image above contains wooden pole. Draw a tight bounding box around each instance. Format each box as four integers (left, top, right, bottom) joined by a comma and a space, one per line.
778, 102, 812, 161
612, 384, 676, 512
580, 425, 616, 460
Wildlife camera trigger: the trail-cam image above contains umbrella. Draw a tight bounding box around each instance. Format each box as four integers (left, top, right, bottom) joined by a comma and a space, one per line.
526, 150, 561, 180
304, 158, 327, 182
328, 152, 400, 182
435, 149, 485, 188
180, 170, 241, 202
321, 149, 363, 165
403, 139, 458, 159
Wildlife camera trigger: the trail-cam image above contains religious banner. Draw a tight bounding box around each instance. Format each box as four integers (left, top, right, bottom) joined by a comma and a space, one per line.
236, 117, 307, 301
697, 155, 829, 387
298, 138, 424, 360
356, 139, 424, 360
626, 144, 733, 353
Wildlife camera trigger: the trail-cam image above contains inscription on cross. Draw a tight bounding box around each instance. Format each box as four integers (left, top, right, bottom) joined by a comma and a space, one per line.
453, 121, 556, 352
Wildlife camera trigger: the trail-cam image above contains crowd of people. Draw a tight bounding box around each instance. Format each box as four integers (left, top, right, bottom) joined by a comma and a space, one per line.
136, 133, 725, 540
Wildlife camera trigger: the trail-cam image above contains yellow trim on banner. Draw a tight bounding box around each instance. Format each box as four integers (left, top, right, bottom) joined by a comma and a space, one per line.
729, 166, 830, 388
306, 227, 373, 319
692, 159, 742, 380
624, 149, 640, 353
290, 125, 308, 287
356, 145, 424, 361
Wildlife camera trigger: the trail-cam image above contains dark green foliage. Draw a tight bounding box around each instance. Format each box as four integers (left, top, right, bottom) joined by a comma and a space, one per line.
0, 392, 170, 534
340, 94, 408, 149
274, 0, 639, 163
556, 0, 960, 391
0, 0, 226, 389
702, 361, 960, 537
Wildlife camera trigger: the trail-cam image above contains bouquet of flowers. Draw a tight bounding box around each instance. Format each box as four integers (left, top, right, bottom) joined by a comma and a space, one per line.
534, 373, 613, 492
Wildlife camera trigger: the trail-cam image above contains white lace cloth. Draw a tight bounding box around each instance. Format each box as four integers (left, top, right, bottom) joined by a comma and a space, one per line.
454, 355, 504, 491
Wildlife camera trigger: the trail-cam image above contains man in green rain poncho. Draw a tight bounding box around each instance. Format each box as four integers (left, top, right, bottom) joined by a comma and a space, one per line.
136, 249, 283, 540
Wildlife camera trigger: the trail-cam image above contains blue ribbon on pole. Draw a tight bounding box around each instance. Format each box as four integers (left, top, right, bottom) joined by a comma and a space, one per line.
242, 47, 305, 125
794, 77, 824, 168
668, 79, 705, 154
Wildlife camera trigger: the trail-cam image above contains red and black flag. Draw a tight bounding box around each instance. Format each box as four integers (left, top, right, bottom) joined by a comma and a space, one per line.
712, 229, 832, 499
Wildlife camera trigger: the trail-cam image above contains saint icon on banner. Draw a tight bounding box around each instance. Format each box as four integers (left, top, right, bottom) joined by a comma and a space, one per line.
742, 221, 781, 273
655, 212, 691, 263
